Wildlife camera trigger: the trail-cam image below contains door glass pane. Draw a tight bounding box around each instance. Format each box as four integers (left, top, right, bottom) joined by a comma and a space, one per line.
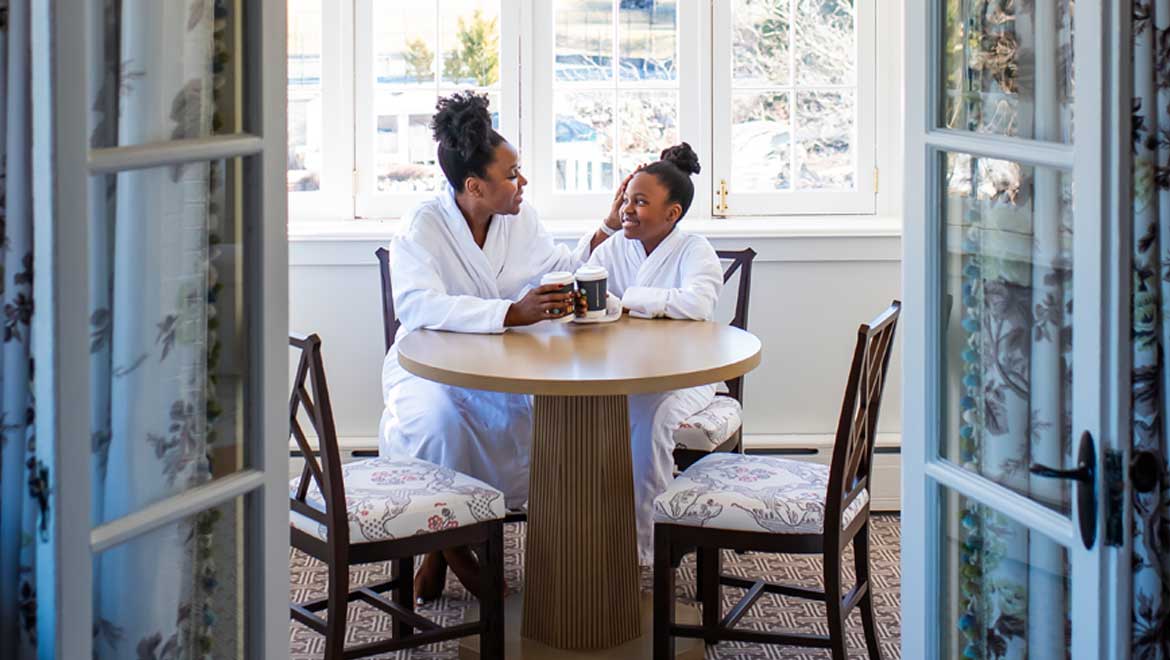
93, 497, 247, 660
941, 152, 1073, 513
89, 159, 248, 525
937, 485, 1070, 658
555, 90, 616, 192
940, 0, 1075, 143
90, 0, 242, 149
288, 0, 323, 191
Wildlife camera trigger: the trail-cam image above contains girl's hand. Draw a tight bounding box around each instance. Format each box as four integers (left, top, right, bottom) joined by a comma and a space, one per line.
603, 165, 646, 230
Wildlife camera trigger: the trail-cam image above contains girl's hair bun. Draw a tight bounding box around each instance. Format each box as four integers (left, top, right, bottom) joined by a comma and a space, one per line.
659, 142, 701, 176
431, 91, 493, 161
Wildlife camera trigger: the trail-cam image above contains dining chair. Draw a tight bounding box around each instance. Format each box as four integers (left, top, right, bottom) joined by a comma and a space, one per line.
289, 333, 506, 659
652, 300, 901, 660
672, 248, 757, 472
375, 247, 529, 525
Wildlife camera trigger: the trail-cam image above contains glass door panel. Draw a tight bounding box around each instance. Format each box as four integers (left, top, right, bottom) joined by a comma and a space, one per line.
940, 0, 1075, 143
936, 485, 1070, 658
940, 152, 1074, 514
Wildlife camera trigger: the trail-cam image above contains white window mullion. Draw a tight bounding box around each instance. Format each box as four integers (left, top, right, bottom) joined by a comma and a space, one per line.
353, 0, 375, 218
678, 0, 710, 217
710, 0, 732, 216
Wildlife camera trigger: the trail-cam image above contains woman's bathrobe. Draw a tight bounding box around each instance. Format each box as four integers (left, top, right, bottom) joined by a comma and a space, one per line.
585, 227, 724, 563
379, 187, 594, 509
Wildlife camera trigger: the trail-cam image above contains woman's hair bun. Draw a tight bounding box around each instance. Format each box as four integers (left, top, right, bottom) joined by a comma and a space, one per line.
659, 142, 701, 176
431, 91, 493, 161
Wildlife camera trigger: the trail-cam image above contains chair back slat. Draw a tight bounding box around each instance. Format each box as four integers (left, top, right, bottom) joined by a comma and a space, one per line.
825, 301, 901, 539
289, 333, 350, 543
375, 247, 400, 353
715, 248, 756, 403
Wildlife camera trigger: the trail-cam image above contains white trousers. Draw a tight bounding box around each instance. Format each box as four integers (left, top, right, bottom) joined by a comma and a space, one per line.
380, 377, 533, 510
628, 384, 716, 564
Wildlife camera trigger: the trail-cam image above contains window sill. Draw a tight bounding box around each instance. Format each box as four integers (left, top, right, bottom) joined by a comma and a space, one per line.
288, 215, 903, 242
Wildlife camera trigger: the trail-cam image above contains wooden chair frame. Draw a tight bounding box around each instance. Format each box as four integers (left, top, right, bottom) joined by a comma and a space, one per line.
290, 333, 505, 659
673, 247, 757, 472
375, 246, 527, 524
654, 301, 900, 660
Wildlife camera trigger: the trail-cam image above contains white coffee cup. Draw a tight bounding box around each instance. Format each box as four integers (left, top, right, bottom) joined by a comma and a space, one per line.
540, 271, 575, 323
574, 265, 609, 318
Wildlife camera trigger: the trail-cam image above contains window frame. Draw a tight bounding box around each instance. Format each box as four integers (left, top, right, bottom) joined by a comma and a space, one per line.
710, 0, 877, 216
287, 0, 886, 223
353, 0, 522, 220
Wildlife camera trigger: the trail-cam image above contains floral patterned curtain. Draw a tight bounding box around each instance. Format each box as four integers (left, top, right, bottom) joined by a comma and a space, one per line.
0, 0, 38, 657
1131, 2, 1170, 657
85, 0, 235, 658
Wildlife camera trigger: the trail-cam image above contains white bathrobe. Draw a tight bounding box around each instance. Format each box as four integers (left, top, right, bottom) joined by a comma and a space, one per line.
586, 227, 724, 563
379, 187, 594, 509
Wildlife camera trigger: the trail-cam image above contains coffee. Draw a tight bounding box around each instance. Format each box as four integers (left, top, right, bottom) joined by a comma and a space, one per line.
574, 265, 608, 318
540, 271, 575, 322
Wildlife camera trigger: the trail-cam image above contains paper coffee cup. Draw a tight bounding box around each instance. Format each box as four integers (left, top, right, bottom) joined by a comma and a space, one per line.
574, 265, 608, 318
540, 271, 575, 322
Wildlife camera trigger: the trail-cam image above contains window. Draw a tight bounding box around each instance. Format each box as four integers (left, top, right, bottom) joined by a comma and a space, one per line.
287, 0, 879, 221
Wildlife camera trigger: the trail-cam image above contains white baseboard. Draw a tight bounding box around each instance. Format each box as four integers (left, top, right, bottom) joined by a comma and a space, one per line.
293, 433, 903, 512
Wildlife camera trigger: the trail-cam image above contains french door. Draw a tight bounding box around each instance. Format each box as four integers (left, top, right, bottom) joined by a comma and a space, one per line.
903, 0, 1129, 658
32, 0, 288, 657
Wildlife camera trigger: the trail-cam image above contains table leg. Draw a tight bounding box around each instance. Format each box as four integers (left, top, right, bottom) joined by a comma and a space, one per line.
522, 394, 641, 650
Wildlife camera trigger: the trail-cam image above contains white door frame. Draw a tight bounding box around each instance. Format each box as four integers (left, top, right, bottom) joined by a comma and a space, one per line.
900, 0, 1129, 657
30, 0, 289, 657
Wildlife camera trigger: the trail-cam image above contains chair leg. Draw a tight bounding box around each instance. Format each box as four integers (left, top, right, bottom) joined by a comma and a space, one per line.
823, 544, 848, 660
479, 522, 506, 660
653, 524, 676, 660
392, 556, 414, 640
324, 558, 350, 660
697, 545, 721, 645
854, 522, 882, 660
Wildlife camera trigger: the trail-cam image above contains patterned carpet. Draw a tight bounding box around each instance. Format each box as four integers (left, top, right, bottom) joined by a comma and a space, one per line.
289, 514, 901, 659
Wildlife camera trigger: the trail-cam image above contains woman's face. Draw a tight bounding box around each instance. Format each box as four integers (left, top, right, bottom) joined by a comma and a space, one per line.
620, 171, 680, 247
466, 141, 527, 216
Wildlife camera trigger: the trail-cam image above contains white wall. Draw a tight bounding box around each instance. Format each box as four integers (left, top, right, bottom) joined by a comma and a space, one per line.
289, 225, 903, 449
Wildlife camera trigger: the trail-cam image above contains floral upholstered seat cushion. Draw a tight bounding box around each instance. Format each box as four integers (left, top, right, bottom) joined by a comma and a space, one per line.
673, 395, 743, 451
289, 456, 506, 544
652, 453, 869, 534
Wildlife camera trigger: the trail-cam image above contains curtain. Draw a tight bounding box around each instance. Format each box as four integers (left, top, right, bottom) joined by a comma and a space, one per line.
0, 0, 37, 656
87, 1, 235, 658
1131, 2, 1170, 657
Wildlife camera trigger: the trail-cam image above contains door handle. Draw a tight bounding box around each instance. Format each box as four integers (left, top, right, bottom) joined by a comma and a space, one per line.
1028, 430, 1097, 549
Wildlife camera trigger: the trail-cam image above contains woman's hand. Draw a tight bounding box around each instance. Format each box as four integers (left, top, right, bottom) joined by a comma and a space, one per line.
504, 284, 576, 327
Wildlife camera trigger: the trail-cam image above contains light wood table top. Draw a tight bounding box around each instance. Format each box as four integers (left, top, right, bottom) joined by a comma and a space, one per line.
397, 316, 762, 395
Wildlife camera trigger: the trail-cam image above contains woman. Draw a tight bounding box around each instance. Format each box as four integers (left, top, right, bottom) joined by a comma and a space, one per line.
380, 92, 627, 600
582, 143, 724, 564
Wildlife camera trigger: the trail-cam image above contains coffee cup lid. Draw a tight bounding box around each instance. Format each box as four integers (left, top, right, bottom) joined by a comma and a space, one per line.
540, 271, 574, 286
574, 265, 608, 281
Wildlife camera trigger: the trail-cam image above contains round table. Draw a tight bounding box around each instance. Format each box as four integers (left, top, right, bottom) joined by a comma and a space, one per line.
397, 316, 762, 654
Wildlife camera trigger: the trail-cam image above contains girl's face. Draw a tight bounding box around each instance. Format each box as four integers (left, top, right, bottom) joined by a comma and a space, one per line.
620, 171, 681, 250
465, 141, 527, 216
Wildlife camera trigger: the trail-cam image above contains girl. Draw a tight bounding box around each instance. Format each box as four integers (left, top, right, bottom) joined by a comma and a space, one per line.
381, 92, 628, 599
583, 142, 724, 564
